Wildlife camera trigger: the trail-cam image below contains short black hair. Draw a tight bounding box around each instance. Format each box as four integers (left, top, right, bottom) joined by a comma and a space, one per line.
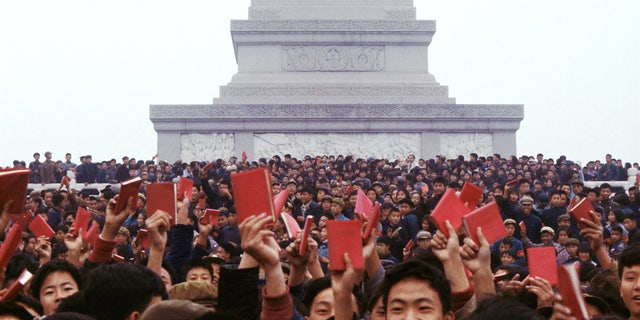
302, 276, 363, 317
30, 260, 82, 300
619, 243, 640, 278
181, 258, 214, 281
380, 259, 452, 315
466, 295, 545, 320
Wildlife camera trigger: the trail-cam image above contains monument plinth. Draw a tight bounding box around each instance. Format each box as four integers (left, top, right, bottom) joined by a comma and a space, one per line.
151, 0, 523, 162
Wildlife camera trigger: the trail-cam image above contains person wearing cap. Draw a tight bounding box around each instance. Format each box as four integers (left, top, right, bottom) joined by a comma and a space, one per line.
516, 196, 542, 243
561, 238, 580, 265
490, 219, 525, 266
329, 198, 348, 221
522, 226, 562, 257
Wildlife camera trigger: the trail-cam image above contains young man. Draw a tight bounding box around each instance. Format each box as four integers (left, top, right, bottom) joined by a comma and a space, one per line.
618, 243, 640, 320
380, 259, 454, 320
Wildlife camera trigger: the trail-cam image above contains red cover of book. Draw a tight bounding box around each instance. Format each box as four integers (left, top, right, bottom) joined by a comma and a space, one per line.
404, 239, 414, 252
327, 220, 364, 271
146, 182, 177, 225
202, 162, 213, 173
569, 198, 596, 229
429, 188, 471, 238
459, 183, 483, 211
281, 212, 301, 240
115, 177, 142, 214
0, 169, 31, 214
200, 209, 219, 226
231, 168, 275, 223
272, 189, 290, 220
298, 216, 314, 256
197, 198, 206, 209
72, 207, 91, 236
133, 229, 149, 250
177, 177, 194, 201
362, 202, 381, 242
0, 224, 23, 271
527, 247, 558, 285
83, 223, 100, 246
505, 179, 519, 188
29, 215, 55, 239
462, 201, 507, 245
0, 268, 32, 301
558, 262, 590, 320
354, 188, 373, 218
9, 212, 33, 232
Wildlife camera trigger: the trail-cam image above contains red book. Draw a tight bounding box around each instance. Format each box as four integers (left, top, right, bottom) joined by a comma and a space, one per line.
344, 185, 354, 198
272, 189, 290, 220
519, 221, 526, 232
202, 162, 213, 173
404, 239, 414, 252
9, 212, 33, 231
231, 168, 276, 223
569, 198, 596, 229
527, 247, 558, 285
281, 212, 301, 240
83, 223, 100, 246
242, 151, 248, 161
0, 169, 31, 214
354, 188, 373, 218
72, 207, 91, 236
200, 209, 219, 226
362, 202, 381, 242
133, 229, 149, 250
146, 182, 177, 226
29, 215, 55, 239
112, 254, 125, 263
327, 220, 364, 271
459, 183, 483, 211
462, 201, 507, 245
429, 188, 471, 238
557, 262, 590, 320
0, 224, 23, 271
115, 177, 142, 214
0, 268, 32, 301
197, 198, 207, 209
61, 175, 71, 184
177, 177, 194, 201
505, 179, 519, 188
298, 216, 314, 256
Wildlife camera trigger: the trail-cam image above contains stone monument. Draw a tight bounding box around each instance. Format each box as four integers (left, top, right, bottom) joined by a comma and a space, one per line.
150, 0, 524, 162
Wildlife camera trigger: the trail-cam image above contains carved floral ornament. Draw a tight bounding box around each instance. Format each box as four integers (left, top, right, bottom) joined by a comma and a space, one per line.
282, 46, 384, 72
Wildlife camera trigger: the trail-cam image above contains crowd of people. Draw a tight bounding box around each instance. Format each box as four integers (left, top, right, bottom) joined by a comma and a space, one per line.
1, 151, 640, 319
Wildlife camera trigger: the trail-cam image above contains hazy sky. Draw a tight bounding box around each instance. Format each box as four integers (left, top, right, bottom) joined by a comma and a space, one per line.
1, 0, 639, 167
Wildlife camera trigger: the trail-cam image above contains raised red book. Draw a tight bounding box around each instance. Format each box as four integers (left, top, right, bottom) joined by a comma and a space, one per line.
231, 168, 275, 223
354, 188, 373, 218
0, 169, 31, 214
9, 212, 33, 232
462, 201, 507, 245
201, 162, 213, 173
177, 177, 194, 201
327, 220, 364, 271
281, 212, 301, 240
429, 188, 471, 238
403, 239, 414, 252
0, 224, 23, 271
272, 189, 290, 220
298, 216, 314, 256
527, 247, 558, 285
72, 207, 91, 236
569, 198, 596, 229
133, 229, 149, 250
197, 198, 207, 209
459, 182, 483, 211
114, 177, 142, 214
362, 202, 381, 242
146, 182, 177, 225
557, 262, 590, 320
200, 209, 219, 226
83, 223, 100, 246
29, 215, 55, 239
0, 268, 32, 301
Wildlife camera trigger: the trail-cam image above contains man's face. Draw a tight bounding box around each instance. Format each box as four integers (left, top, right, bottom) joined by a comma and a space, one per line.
330, 203, 342, 216
573, 184, 584, 194
505, 224, 515, 237
389, 211, 401, 226
611, 231, 622, 243
619, 265, 640, 317
186, 267, 211, 283
432, 183, 445, 195
624, 218, 637, 232
386, 278, 453, 320
39, 271, 79, 315
541, 232, 553, 245
601, 188, 612, 201
518, 183, 530, 194
287, 183, 297, 194
218, 215, 228, 228
228, 213, 238, 226
566, 245, 578, 257
307, 287, 358, 320
520, 202, 533, 215
398, 203, 412, 215
550, 194, 562, 208
300, 192, 313, 204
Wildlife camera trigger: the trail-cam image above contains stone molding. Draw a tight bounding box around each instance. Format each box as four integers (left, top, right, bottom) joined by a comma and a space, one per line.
218, 86, 449, 97
282, 46, 384, 72
231, 19, 435, 32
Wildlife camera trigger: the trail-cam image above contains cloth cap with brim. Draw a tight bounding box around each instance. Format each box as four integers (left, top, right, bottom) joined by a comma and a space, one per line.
565, 238, 579, 246
169, 282, 218, 308
416, 231, 432, 239
540, 226, 555, 235
118, 227, 130, 237
557, 214, 571, 222
140, 300, 215, 320
520, 196, 534, 204
503, 219, 517, 226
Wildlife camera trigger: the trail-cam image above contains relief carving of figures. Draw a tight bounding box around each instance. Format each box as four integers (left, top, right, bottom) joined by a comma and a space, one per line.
181, 133, 235, 162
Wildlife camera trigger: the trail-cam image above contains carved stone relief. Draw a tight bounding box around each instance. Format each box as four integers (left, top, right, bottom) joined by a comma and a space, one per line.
254, 133, 419, 159
440, 133, 493, 159
282, 46, 384, 72
181, 133, 235, 162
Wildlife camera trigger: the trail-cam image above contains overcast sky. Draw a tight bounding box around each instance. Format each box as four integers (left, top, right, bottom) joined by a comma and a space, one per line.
1, 0, 639, 167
